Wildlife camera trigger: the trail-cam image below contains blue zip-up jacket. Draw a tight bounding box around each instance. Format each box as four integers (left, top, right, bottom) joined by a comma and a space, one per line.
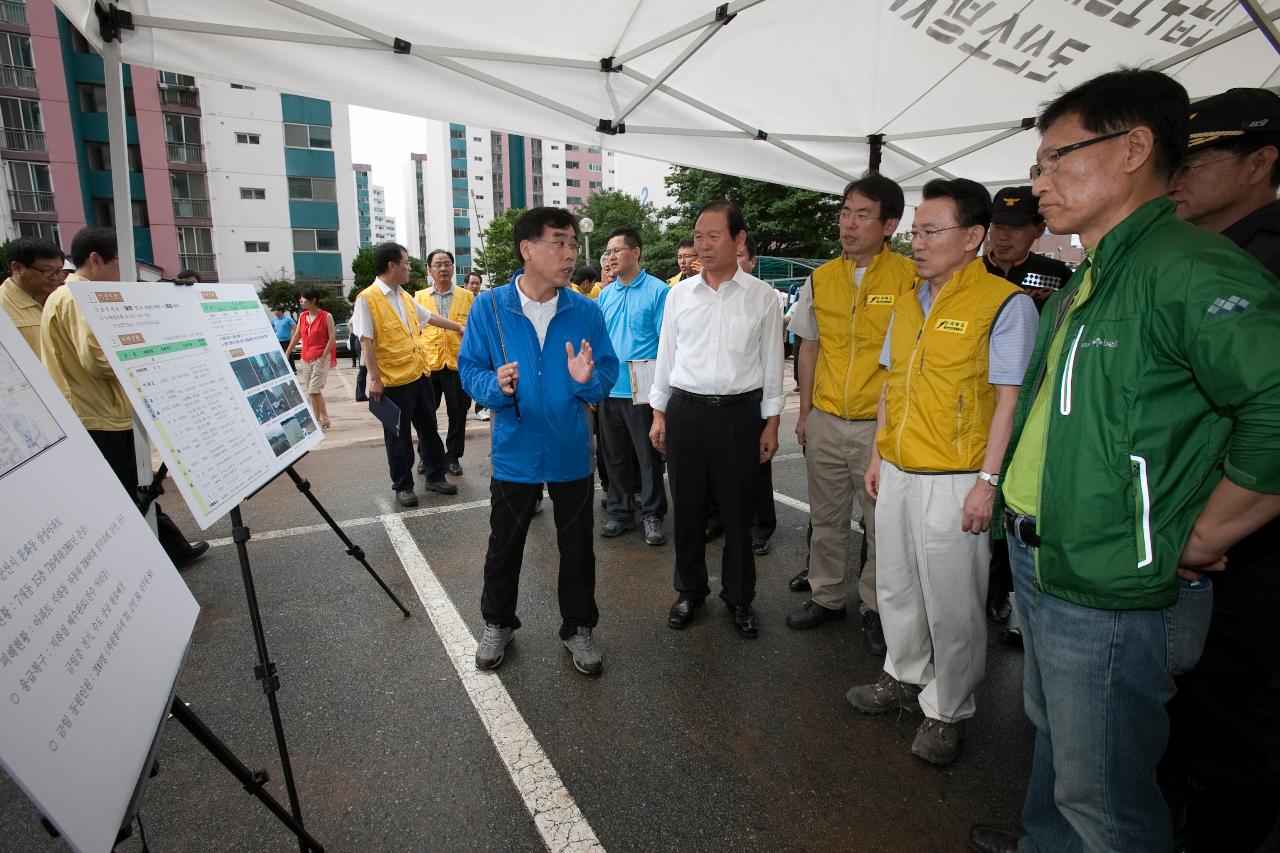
459, 276, 619, 485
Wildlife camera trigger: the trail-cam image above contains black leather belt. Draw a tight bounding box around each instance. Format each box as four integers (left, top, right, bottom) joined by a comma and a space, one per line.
671, 387, 763, 407
1004, 509, 1040, 548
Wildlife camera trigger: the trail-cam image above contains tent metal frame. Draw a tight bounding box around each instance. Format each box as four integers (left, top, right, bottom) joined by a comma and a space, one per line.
92, 0, 1280, 240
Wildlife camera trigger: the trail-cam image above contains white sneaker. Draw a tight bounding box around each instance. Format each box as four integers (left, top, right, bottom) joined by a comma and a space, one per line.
475, 624, 514, 670
477, 409, 490, 421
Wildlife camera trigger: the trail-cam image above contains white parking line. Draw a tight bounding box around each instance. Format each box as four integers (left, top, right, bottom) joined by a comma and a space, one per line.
381, 514, 604, 853
206, 498, 491, 548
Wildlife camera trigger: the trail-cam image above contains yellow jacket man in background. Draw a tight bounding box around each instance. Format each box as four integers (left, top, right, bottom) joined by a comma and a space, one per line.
416, 249, 474, 476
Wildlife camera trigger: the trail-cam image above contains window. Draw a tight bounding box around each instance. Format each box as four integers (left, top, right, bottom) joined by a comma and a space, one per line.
17, 221, 60, 243
8, 161, 50, 193
0, 97, 40, 131
77, 83, 106, 113
159, 71, 195, 87
565, 144, 579, 151
565, 178, 580, 188
589, 180, 602, 190
450, 128, 466, 139
473, 174, 483, 181
0, 33, 34, 70
164, 114, 201, 144
86, 141, 142, 172
588, 163, 602, 172
550, 144, 559, 150
230, 83, 256, 90
283, 123, 331, 149
453, 207, 467, 217
244, 241, 270, 253
473, 155, 482, 161
240, 187, 266, 200
92, 199, 149, 228
565, 160, 580, 169
472, 135, 482, 142
589, 146, 600, 154
235, 132, 260, 145
567, 196, 582, 206
454, 227, 469, 238
550, 163, 561, 169
177, 226, 214, 255
69, 29, 92, 54
287, 177, 336, 201
551, 181, 560, 187
474, 194, 484, 200
292, 229, 339, 252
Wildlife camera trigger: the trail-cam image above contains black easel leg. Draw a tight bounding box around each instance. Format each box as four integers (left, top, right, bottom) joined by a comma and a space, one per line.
284, 467, 412, 617
229, 508, 309, 853
169, 695, 325, 852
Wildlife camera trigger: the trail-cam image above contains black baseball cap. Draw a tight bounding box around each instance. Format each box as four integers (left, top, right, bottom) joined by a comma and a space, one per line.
1187, 88, 1280, 152
991, 186, 1040, 226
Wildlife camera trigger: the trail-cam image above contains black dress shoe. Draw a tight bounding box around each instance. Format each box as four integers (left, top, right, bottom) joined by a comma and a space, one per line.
171, 540, 209, 569
861, 609, 888, 658
704, 522, 723, 543
967, 825, 1021, 853
987, 596, 1012, 624
751, 538, 771, 556
668, 595, 704, 629
727, 602, 759, 638
999, 627, 1023, 649
788, 569, 811, 592
423, 479, 458, 495
786, 599, 847, 630
447, 460, 463, 476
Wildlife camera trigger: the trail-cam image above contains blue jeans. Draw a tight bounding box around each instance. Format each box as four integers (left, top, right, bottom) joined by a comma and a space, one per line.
1008, 521, 1211, 852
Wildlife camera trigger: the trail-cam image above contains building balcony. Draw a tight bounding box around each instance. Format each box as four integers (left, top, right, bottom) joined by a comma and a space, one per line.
172, 198, 210, 219
0, 64, 35, 89
179, 252, 217, 273
7, 189, 52, 212
158, 84, 199, 108
2, 127, 42, 151
0, 0, 26, 25
166, 142, 203, 163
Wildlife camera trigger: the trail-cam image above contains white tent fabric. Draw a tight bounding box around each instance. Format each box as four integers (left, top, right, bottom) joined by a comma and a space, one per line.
57, 0, 1280, 193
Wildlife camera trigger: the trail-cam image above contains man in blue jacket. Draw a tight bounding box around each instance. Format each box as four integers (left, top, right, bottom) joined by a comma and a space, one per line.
459, 206, 619, 677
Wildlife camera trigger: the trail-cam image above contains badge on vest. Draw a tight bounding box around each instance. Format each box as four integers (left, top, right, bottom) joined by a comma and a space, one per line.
934, 319, 968, 334
866, 294, 895, 305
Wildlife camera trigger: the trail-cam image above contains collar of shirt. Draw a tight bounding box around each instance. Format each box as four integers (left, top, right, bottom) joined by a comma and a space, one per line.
374, 276, 402, 297
689, 265, 749, 293
1223, 199, 1280, 249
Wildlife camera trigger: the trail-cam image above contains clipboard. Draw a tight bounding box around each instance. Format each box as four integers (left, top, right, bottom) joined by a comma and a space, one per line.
368, 395, 402, 436
629, 359, 656, 405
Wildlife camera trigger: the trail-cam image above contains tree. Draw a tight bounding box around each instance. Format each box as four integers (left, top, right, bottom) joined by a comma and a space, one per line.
662, 167, 841, 259
577, 190, 675, 278
349, 247, 427, 301
474, 208, 523, 285
889, 233, 914, 259
258, 270, 351, 323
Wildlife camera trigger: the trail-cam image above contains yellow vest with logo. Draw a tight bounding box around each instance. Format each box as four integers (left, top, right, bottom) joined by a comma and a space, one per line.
879, 257, 1020, 472
416, 285, 473, 372
811, 246, 915, 420
362, 284, 429, 388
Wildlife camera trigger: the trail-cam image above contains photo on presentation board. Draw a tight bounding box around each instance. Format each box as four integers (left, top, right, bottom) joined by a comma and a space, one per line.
0, 346, 66, 479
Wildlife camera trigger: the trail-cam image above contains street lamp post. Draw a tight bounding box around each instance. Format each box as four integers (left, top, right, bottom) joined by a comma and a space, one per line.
579, 217, 594, 263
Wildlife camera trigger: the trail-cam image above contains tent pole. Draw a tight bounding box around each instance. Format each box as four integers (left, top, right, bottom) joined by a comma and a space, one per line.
100, 40, 135, 276
611, 0, 770, 67
1237, 0, 1280, 55
868, 135, 884, 174
882, 142, 958, 180
1151, 5, 1280, 71
611, 18, 727, 130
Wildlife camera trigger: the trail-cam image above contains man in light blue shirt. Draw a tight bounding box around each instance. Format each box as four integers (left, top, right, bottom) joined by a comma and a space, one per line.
271, 306, 296, 352
596, 226, 670, 545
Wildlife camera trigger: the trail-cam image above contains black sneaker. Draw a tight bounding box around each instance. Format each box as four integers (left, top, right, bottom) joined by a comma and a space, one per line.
423, 479, 458, 495
862, 609, 888, 658
601, 518, 635, 538
786, 599, 847, 630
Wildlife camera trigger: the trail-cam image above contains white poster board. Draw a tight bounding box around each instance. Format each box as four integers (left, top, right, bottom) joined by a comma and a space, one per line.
66, 282, 323, 530
0, 313, 200, 853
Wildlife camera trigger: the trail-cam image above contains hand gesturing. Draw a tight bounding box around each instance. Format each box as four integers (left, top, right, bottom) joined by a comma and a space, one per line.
566, 338, 595, 384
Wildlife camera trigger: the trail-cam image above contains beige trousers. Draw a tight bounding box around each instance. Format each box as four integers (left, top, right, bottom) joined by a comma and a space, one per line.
804, 409, 877, 611
875, 460, 989, 723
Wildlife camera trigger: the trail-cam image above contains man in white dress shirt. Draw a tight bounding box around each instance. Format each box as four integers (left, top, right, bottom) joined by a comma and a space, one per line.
649, 201, 785, 639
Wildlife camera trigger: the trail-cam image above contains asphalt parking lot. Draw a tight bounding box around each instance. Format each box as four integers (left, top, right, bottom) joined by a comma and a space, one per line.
0, 366, 1066, 852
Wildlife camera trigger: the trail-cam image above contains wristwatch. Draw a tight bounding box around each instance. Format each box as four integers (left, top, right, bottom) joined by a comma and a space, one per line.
977, 470, 1000, 487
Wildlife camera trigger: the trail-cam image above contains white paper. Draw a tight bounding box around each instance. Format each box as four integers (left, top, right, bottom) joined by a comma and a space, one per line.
0, 312, 199, 853
628, 359, 656, 406
66, 282, 323, 529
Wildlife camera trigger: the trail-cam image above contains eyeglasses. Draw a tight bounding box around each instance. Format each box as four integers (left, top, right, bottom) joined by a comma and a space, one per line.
908, 224, 969, 242
531, 239, 580, 253
429, 261, 454, 268
27, 264, 66, 277
1172, 153, 1243, 182
601, 246, 634, 256
1030, 128, 1132, 181
839, 209, 880, 223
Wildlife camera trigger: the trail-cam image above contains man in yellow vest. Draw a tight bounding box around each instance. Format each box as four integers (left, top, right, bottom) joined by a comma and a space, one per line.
357, 242, 463, 507
848, 179, 1037, 766
571, 265, 602, 299
785, 175, 914, 660
416, 249, 474, 477
0, 236, 66, 353
667, 237, 699, 285
41, 226, 209, 567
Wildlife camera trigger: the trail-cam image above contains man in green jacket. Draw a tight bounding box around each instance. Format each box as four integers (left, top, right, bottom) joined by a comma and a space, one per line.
967, 70, 1280, 853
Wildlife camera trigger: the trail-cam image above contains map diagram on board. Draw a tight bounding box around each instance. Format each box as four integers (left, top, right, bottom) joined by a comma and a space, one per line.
0, 341, 64, 480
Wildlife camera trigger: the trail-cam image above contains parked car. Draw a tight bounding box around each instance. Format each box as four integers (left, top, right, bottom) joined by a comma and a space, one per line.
292, 320, 353, 358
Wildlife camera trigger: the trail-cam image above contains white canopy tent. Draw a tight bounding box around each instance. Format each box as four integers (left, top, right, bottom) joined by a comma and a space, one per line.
54, 0, 1280, 275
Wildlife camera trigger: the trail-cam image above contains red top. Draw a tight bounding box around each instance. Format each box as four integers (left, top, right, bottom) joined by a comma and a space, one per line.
299, 309, 336, 366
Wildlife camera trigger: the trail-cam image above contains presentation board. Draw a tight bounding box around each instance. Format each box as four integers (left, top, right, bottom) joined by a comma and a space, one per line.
0, 313, 200, 853
66, 282, 323, 530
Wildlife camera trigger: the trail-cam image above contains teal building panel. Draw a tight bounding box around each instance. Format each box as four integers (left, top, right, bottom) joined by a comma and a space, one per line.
280, 95, 332, 126
288, 200, 339, 229
284, 149, 336, 179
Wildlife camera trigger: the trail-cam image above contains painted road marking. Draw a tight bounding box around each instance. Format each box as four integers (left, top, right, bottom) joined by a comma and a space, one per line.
382, 513, 604, 853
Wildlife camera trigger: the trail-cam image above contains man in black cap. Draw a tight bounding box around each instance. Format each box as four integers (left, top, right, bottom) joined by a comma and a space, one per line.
1163, 87, 1280, 853
984, 186, 1073, 312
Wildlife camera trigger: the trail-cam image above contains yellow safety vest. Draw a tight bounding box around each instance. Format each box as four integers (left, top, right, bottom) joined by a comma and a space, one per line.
810, 246, 914, 420
879, 257, 1020, 472
416, 285, 473, 372
362, 284, 429, 388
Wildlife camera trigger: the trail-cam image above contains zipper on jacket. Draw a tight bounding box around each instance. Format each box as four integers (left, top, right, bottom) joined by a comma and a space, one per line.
955, 395, 964, 455
1130, 454, 1154, 569
1059, 324, 1086, 416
